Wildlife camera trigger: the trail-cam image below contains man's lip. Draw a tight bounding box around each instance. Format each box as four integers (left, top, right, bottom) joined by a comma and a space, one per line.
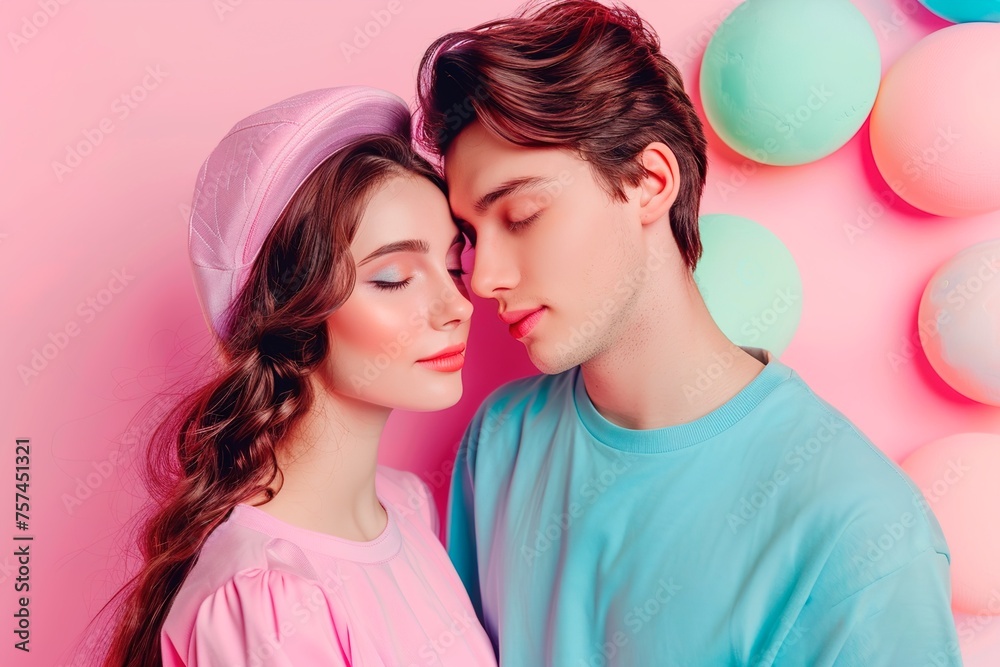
498, 307, 544, 325
417, 343, 467, 362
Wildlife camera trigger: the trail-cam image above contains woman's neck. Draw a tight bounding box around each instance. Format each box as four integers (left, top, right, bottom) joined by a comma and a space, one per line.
247, 380, 392, 542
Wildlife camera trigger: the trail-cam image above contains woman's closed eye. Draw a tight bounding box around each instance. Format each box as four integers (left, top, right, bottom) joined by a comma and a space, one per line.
370, 266, 411, 291
447, 240, 469, 280
372, 277, 411, 291
369, 264, 466, 292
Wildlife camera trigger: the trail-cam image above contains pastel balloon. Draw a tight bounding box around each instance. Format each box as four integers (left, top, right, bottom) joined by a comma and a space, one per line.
918, 238, 1000, 405
870, 22, 1000, 216
700, 0, 880, 166
918, 0, 1000, 23
693, 214, 802, 356
901, 433, 1000, 615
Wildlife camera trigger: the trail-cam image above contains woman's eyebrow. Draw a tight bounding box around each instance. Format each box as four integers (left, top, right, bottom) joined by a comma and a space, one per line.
358, 239, 429, 266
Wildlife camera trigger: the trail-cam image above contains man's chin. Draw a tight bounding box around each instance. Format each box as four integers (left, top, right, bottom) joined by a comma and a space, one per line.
524, 339, 579, 376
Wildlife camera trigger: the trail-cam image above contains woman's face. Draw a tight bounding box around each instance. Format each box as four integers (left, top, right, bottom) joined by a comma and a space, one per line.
321, 173, 474, 411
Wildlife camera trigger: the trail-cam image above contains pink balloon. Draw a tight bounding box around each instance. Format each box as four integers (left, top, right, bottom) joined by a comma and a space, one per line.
870, 23, 1000, 217
918, 238, 1000, 406
901, 433, 1000, 615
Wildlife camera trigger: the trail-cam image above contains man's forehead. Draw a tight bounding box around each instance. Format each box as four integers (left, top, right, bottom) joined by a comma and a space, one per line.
443, 122, 502, 180
443, 132, 506, 208
444, 128, 565, 210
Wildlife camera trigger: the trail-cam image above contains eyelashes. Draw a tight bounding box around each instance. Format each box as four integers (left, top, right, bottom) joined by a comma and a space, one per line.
372, 278, 412, 292
508, 210, 540, 232
371, 267, 468, 292
368, 238, 470, 292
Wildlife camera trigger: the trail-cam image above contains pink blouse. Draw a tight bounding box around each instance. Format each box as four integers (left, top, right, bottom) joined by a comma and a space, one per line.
160, 466, 498, 666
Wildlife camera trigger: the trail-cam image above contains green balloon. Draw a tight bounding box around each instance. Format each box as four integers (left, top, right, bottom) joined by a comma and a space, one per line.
700, 0, 881, 166
693, 214, 803, 356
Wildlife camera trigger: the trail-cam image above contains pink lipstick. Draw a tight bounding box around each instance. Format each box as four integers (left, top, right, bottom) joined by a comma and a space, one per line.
416, 343, 466, 372
504, 308, 544, 339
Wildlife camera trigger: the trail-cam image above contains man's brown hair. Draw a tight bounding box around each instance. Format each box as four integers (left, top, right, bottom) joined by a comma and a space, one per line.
416, 0, 708, 270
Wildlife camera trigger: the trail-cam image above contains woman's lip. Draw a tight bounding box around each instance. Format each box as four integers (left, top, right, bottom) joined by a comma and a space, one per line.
509, 308, 544, 339
415, 352, 465, 372
417, 342, 467, 362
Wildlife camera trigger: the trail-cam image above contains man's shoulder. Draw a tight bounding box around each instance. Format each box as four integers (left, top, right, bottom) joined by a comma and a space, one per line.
473, 367, 576, 423
771, 369, 914, 487
759, 365, 951, 568
458, 368, 577, 462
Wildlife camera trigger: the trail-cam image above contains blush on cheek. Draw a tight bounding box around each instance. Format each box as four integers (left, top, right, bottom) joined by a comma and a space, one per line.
327, 291, 425, 378
337, 303, 397, 352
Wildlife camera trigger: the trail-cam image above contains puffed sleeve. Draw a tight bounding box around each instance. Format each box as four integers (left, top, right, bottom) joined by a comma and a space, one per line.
186, 568, 352, 666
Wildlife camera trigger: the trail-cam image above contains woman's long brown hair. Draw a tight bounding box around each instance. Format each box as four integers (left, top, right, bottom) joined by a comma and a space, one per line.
93, 133, 448, 666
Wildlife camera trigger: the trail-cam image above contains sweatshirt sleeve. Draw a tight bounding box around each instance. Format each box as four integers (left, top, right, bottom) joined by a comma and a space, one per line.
186, 568, 352, 666
770, 546, 962, 666
446, 422, 484, 627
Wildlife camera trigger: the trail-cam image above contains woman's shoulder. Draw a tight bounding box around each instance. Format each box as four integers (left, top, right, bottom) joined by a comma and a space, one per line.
163, 514, 334, 621
376, 463, 424, 492
376, 465, 438, 534
196, 564, 336, 612
162, 523, 349, 659
162, 562, 350, 665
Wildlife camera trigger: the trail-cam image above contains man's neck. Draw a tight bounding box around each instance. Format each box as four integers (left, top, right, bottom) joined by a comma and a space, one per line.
579, 275, 766, 431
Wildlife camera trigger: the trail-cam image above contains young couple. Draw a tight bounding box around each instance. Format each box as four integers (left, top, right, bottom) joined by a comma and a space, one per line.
102, 1, 961, 665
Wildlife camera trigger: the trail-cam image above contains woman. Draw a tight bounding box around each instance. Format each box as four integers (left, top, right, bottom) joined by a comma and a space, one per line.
100, 86, 497, 666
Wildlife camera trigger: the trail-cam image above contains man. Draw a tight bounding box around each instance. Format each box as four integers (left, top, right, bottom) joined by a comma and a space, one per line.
415, 1, 962, 665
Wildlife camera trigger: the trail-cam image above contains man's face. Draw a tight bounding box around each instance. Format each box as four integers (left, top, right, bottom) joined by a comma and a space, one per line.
444, 120, 646, 374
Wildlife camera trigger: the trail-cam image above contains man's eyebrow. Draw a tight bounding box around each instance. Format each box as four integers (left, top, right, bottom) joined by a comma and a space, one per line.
473, 176, 556, 214
358, 239, 429, 266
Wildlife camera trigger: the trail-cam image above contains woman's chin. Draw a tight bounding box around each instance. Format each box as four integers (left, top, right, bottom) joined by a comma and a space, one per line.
395, 378, 464, 412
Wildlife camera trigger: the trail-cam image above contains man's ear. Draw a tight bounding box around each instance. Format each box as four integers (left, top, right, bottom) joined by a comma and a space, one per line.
635, 141, 681, 225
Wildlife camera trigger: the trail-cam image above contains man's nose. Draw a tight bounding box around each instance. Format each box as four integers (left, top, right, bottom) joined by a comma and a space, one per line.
469, 231, 519, 298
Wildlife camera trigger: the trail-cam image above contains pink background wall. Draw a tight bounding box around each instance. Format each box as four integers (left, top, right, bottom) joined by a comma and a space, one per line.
2, 0, 998, 664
